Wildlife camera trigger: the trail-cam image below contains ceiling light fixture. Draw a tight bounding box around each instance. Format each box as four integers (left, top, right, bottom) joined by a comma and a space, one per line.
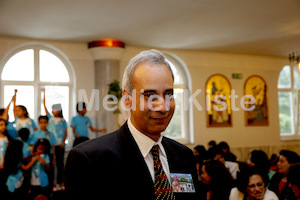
289, 51, 300, 70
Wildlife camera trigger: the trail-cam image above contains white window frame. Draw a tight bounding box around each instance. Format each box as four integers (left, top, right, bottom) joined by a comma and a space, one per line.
0, 43, 76, 149
163, 52, 194, 144
278, 65, 300, 141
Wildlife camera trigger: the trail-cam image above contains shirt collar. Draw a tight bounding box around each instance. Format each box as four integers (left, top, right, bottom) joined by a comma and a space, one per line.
128, 118, 167, 158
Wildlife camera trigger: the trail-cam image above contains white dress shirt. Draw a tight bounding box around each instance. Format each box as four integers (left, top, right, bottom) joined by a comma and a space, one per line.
128, 118, 171, 183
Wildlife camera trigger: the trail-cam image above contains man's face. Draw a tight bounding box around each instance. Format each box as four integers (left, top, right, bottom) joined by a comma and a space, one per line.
124, 62, 175, 141
246, 174, 266, 200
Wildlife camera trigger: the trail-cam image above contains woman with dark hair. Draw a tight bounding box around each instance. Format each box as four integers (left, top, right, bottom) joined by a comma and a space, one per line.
229, 166, 278, 200
218, 141, 237, 162
247, 150, 276, 186
200, 159, 234, 200
269, 150, 300, 200
193, 145, 208, 181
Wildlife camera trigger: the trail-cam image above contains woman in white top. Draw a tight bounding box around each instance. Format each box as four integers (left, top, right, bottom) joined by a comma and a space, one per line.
229, 166, 278, 200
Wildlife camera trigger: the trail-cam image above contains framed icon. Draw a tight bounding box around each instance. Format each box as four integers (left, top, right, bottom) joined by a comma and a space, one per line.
244, 75, 268, 126
206, 74, 232, 127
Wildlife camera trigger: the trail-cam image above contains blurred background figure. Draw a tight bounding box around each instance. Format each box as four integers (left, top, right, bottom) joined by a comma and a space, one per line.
287, 164, 300, 200
193, 145, 208, 181
269, 150, 299, 200
247, 149, 275, 187
208, 140, 217, 150
200, 159, 234, 200
218, 141, 237, 162
229, 166, 278, 200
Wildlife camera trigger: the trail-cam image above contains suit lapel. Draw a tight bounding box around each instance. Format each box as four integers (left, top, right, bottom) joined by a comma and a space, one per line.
162, 137, 183, 173
118, 123, 155, 198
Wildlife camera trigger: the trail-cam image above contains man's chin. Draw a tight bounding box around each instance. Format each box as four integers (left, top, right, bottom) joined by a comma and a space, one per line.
149, 126, 168, 135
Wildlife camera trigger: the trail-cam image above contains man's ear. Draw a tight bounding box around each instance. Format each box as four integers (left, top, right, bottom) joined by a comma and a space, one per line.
122, 90, 132, 109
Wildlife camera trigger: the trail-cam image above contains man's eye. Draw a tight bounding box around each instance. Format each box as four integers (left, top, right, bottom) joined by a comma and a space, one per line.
144, 94, 153, 98
165, 93, 173, 97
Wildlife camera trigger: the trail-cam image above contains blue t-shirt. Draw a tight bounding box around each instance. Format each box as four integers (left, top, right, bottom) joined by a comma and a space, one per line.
16, 137, 31, 158
7, 121, 17, 139
6, 168, 23, 192
70, 114, 92, 137
30, 130, 57, 148
31, 154, 50, 187
0, 136, 9, 168
14, 117, 37, 143
47, 114, 67, 145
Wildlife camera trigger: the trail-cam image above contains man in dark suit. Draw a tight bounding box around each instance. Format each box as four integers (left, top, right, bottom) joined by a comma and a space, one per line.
64, 49, 200, 200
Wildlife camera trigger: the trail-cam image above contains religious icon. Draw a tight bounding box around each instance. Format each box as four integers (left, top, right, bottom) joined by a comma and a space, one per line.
206, 74, 232, 127
244, 75, 268, 126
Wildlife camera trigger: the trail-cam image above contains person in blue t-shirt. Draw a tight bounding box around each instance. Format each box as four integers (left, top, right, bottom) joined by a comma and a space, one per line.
13, 90, 38, 141
30, 116, 56, 165
4, 139, 40, 200
29, 138, 51, 200
42, 89, 68, 190
71, 102, 106, 147
0, 93, 17, 139
30, 115, 56, 193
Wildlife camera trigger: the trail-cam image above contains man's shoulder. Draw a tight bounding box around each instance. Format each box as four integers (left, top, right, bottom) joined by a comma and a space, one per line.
162, 137, 193, 154
71, 126, 125, 154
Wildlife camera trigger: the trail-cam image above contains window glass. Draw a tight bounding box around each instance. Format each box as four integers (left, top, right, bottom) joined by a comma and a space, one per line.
164, 88, 184, 138
278, 65, 291, 89
4, 85, 35, 122
1, 49, 34, 81
293, 66, 300, 89
169, 60, 184, 85
278, 91, 293, 135
39, 50, 70, 82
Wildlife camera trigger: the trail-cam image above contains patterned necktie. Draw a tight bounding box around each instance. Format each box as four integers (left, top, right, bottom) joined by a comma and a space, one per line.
151, 145, 175, 200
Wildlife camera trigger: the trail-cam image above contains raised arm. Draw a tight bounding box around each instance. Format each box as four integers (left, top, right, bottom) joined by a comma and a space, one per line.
13, 89, 17, 118
1, 92, 16, 121
42, 88, 49, 115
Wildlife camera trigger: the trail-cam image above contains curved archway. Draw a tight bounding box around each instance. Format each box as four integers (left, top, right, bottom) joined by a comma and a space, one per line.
163, 52, 194, 144
0, 43, 76, 148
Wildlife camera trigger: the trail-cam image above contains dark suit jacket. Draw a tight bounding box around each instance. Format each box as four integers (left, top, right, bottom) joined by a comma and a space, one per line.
64, 122, 200, 200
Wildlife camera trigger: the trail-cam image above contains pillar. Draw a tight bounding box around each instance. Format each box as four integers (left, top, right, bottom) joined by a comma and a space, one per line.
88, 39, 125, 136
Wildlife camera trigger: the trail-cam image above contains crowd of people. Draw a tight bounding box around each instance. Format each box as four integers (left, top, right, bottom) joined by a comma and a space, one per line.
193, 140, 300, 200
0, 90, 106, 200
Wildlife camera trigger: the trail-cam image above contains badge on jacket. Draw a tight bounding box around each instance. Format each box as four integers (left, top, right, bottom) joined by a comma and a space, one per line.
170, 173, 195, 193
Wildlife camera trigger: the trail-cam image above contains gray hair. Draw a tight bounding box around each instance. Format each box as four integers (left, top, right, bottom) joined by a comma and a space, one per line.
122, 49, 174, 94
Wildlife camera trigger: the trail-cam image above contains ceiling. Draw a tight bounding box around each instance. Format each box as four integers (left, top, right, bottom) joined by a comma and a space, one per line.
0, 0, 300, 58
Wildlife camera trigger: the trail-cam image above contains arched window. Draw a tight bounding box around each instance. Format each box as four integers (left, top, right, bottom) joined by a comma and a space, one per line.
0, 43, 75, 148
163, 52, 194, 144
278, 65, 300, 140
